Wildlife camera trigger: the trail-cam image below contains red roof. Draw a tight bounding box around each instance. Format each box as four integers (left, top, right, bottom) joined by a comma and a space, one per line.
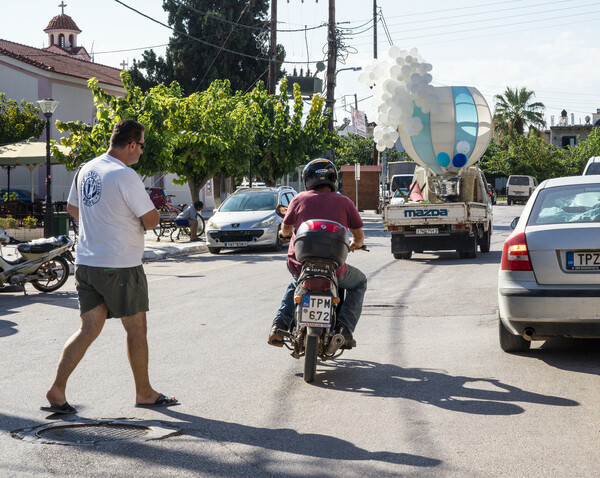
44, 14, 81, 33
0, 39, 122, 87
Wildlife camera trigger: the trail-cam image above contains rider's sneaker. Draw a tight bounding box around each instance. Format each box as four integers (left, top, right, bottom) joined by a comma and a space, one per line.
335, 325, 356, 349
268, 318, 288, 347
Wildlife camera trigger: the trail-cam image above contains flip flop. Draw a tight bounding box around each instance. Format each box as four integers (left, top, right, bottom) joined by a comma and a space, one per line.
40, 402, 77, 414
135, 393, 179, 408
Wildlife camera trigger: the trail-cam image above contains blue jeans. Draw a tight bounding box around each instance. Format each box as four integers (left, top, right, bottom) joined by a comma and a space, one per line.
275, 265, 367, 333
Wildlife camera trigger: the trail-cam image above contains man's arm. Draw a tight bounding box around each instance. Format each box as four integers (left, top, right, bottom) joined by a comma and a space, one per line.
280, 222, 294, 238
140, 209, 160, 230
67, 203, 79, 222
349, 227, 364, 252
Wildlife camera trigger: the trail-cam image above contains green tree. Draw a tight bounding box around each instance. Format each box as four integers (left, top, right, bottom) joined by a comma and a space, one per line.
244, 81, 336, 186
130, 0, 285, 94
493, 87, 546, 139
480, 134, 571, 181
0, 93, 45, 144
336, 133, 374, 167
54, 72, 178, 177
569, 127, 600, 173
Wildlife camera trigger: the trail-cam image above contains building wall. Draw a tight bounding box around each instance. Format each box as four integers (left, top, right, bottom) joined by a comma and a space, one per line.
340, 165, 381, 211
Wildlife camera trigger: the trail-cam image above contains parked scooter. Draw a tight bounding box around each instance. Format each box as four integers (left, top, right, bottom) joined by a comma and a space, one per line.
0, 228, 74, 294
275, 218, 365, 383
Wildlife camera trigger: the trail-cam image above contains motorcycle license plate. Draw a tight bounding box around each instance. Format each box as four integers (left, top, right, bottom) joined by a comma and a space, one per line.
299, 295, 332, 327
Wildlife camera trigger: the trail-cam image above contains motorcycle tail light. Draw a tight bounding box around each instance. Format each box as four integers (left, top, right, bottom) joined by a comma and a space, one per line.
305, 220, 343, 233
501, 232, 532, 271
302, 278, 333, 291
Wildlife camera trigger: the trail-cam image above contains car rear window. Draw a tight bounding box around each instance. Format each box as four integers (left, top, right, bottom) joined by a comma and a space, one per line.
220, 192, 277, 212
528, 185, 600, 225
584, 162, 600, 175
508, 176, 530, 186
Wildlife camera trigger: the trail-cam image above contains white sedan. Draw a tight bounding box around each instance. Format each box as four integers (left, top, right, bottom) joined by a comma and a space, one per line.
498, 176, 600, 352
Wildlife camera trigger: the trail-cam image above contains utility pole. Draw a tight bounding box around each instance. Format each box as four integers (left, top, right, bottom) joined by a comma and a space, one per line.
325, 0, 336, 131
373, 0, 377, 59
267, 0, 278, 95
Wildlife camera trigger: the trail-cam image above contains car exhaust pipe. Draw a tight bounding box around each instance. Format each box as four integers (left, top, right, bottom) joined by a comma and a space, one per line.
325, 334, 345, 355
523, 327, 535, 341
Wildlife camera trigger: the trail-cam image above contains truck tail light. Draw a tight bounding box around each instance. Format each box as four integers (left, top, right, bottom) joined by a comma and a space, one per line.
501, 232, 532, 271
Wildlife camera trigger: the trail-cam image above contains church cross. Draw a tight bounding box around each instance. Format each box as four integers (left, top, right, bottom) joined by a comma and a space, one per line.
120, 60, 129, 69
58, 1, 67, 14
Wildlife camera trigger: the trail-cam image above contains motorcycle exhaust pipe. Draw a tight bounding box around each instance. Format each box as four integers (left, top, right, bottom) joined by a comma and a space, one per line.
325, 333, 345, 355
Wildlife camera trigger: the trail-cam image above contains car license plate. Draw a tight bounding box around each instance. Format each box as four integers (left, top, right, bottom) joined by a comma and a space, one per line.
416, 228, 438, 235
567, 251, 600, 270
223, 242, 247, 248
299, 295, 332, 327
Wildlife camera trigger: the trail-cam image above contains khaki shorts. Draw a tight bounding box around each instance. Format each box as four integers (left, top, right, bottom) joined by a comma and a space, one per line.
75, 265, 149, 318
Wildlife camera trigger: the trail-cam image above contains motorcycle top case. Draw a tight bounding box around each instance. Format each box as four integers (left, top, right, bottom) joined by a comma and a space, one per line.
294, 220, 349, 267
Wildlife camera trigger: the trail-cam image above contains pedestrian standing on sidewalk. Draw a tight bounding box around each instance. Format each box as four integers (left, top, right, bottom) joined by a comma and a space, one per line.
41, 119, 178, 415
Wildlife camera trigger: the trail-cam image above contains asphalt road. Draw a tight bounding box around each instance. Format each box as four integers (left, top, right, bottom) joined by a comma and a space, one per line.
1, 205, 599, 477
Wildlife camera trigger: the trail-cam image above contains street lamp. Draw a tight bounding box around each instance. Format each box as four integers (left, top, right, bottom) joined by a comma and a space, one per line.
37, 98, 60, 238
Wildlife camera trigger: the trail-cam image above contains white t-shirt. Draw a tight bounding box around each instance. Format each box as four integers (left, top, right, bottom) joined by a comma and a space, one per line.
67, 153, 155, 267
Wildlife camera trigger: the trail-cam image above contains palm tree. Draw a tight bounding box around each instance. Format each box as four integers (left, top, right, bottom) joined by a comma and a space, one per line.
493, 87, 546, 139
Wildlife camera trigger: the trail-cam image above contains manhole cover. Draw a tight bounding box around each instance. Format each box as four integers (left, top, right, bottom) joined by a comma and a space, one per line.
12, 419, 180, 446
38, 423, 149, 443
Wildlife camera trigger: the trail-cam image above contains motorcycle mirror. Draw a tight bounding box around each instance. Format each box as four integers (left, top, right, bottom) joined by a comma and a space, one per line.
276, 204, 288, 218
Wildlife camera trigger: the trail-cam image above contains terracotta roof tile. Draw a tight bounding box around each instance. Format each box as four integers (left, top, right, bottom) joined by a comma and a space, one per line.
0, 39, 122, 88
44, 14, 81, 33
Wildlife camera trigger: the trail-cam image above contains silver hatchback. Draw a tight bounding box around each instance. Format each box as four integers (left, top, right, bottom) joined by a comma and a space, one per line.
498, 176, 600, 352
205, 186, 297, 254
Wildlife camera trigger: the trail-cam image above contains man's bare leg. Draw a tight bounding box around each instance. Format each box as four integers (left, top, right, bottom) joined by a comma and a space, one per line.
121, 312, 162, 404
46, 303, 108, 407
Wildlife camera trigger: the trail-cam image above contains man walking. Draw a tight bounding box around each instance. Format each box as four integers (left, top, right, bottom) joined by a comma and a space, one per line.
42, 119, 178, 414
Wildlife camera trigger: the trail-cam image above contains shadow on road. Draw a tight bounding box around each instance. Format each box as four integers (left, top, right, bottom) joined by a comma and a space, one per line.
528, 338, 600, 376
0, 291, 79, 320
0, 319, 18, 338
316, 359, 578, 415
5, 406, 441, 475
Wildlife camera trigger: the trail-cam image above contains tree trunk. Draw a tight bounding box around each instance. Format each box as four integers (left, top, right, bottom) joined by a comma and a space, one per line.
187, 178, 202, 204
213, 175, 223, 208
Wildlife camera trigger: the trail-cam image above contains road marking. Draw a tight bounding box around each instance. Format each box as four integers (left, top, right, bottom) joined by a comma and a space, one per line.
146, 261, 243, 282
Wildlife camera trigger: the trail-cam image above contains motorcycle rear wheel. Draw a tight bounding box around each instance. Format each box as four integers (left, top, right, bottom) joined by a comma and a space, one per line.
304, 335, 318, 383
31, 256, 70, 292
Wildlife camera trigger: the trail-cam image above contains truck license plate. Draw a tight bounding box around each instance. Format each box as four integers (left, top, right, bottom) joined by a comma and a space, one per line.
567, 251, 600, 270
416, 228, 438, 235
299, 295, 332, 327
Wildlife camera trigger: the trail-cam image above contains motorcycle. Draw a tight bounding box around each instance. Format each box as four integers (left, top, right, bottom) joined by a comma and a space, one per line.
0, 228, 74, 294
276, 218, 364, 383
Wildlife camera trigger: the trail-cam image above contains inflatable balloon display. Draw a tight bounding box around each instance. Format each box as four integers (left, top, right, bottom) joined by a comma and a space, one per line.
399, 86, 492, 175
359, 47, 492, 174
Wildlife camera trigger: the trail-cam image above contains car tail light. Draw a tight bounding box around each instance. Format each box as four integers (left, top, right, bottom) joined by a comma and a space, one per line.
302, 278, 333, 291
501, 232, 532, 270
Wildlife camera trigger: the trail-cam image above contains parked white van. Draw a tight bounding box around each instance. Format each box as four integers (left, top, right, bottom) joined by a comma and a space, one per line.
506, 175, 538, 205
582, 157, 600, 175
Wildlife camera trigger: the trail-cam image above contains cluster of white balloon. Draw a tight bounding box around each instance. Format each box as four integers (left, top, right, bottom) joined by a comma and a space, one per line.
358, 46, 439, 152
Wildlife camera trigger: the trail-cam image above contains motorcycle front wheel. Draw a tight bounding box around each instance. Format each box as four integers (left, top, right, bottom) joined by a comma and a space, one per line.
304, 334, 318, 383
31, 256, 70, 292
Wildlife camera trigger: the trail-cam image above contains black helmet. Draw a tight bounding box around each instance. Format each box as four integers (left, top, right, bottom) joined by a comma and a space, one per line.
302, 159, 338, 192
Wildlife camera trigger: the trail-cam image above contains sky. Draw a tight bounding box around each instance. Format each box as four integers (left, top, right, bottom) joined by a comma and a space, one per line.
2, 0, 599, 128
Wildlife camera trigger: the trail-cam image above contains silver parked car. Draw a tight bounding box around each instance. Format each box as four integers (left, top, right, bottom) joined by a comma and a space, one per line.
498, 176, 600, 352
205, 186, 297, 254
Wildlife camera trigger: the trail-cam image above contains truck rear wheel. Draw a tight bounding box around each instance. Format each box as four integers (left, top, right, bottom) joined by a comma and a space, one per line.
393, 251, 412, 260
480, 226, 491, 253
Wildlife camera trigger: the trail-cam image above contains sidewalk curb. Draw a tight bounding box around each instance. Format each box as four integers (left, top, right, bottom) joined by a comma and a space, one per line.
142, 243, 208, 262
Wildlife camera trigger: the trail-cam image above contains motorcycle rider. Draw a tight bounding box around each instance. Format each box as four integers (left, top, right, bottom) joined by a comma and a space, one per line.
268, 158, 367, 348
